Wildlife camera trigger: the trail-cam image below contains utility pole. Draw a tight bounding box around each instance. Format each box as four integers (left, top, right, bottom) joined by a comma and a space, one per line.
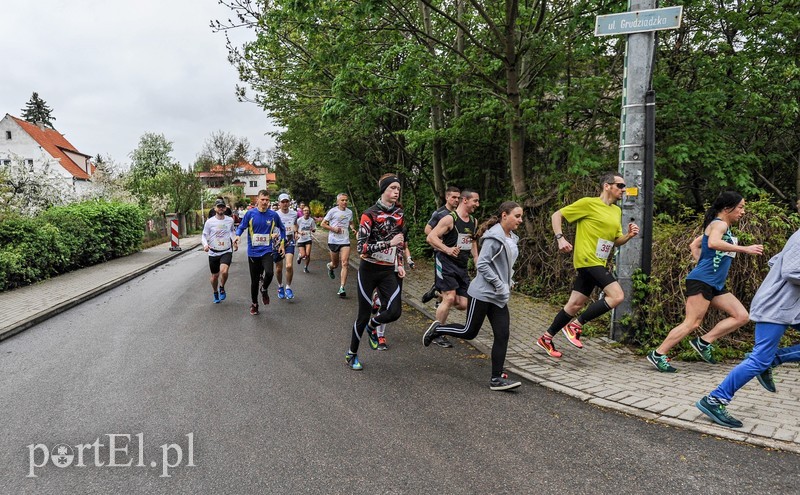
594, 3, 683, 341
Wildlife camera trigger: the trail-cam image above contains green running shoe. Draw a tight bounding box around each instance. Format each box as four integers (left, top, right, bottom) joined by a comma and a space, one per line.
345, 352, 363, 371
690, 337, 717, 364
647, 350, 677, 372
696, 395, 743, 428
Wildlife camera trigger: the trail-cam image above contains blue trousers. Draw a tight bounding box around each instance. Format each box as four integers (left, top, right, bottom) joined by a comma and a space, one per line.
710, 322, 800, 402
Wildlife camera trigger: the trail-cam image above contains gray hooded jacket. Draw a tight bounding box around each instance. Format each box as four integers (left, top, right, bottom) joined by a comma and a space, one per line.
749, 229, 800, 325
467, 223, 519, 308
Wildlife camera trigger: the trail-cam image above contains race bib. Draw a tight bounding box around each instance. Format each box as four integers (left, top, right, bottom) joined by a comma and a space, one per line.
372, 246, 397, 263
457, 233, 473, 251
596, 238, 614, 260
333, 226, 349, 242
723, 236, 738, 258
214, 237, 231, 250
299, 228, 312, 242
251, 233, 270, 246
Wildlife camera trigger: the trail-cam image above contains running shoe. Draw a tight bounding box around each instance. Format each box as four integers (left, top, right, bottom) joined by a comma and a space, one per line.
377, 336, 388, 351
647, 350, 677, 373
490, 377, 521, 391
421, 284, 438, 304
327, 262, 335, 279
747, 353, 777, 392
561, 321, 584, 349
285, 287, 294, 300
213, 292, 220, 304
423, 320, 440, 347
277, 286, 286, 299
249, 303, 259, 315
536, 336, 562, 358
297, 255, 303, 265
345, 352, 363, 371
689, 337, 717, 364
366, 326, 379, 350
261, 290, 270, 305
432, 335, 453, 348
218, 287, 226, 301
338, 286, 346, 298
303, 266, 309, 273
696, 395, 743, 428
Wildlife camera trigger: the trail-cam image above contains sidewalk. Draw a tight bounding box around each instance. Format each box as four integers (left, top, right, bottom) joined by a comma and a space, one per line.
326, 232, 800, 454
1, 231, 798, 453
0, 235, 202, 341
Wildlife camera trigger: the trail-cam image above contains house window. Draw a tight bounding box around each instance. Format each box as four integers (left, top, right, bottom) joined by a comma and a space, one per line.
2, 160, 10, 166
249, 180, 258, 187
5, 131, 10, 140
26, 159, 34, 166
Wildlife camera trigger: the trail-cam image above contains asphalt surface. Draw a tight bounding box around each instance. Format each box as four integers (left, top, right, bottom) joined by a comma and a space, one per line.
1, 248, 797, 494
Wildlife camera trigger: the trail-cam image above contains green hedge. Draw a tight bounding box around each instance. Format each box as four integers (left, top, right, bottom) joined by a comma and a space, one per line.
0, 200, 144, 291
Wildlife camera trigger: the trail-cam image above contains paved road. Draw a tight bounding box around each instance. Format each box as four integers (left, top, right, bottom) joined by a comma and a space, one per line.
1, 249, 797, 493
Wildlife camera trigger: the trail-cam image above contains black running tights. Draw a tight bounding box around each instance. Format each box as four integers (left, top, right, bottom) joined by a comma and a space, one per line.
350, 261, 402, 353
436, 297, 510, 378
248, 254, 274, 304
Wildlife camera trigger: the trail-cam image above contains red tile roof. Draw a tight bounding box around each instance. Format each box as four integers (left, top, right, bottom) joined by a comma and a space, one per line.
10, 115, 91, 180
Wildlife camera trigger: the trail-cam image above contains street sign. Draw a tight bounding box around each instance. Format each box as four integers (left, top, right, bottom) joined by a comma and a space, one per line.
595, 6, 683, 37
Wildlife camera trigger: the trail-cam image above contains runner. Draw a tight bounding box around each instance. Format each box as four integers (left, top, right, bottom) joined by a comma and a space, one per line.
234, 189, 286, 315
344, 174, 406, 370
696, 229, 800, 428
421, 186, 461, 306
321, 193, 357, 297
536, 172, 639, 358
647, 191, 763, 372
425, 189, 480, 345
296, 201, 306, 219
423, 201, 524, 391
296, 206, 316, 273
370, 240, 414, 351
201, 199, 237, 303
274, 193, 299, 300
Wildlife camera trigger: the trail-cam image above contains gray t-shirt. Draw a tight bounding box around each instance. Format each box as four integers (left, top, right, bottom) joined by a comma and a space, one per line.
427, 206, 451, 229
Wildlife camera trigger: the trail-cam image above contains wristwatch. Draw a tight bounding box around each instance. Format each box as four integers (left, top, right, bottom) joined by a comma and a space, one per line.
555, 233, 564, 240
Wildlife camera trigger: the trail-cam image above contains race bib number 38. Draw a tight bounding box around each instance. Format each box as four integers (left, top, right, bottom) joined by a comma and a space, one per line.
596, 238, 614, 260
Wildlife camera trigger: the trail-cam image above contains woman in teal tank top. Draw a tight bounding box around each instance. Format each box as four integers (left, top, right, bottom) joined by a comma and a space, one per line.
647, 191, 764, 372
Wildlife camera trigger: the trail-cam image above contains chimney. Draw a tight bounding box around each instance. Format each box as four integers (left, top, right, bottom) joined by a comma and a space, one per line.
35, 122, 46, 130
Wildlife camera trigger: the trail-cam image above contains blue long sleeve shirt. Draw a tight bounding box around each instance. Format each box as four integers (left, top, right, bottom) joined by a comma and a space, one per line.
235, 208, 286, 257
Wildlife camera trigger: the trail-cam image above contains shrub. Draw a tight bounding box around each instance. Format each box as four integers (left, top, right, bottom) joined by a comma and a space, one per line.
308, 199, 326, 218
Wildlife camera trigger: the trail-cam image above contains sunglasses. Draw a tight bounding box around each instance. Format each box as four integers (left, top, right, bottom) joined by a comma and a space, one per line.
607, 182, 626, 189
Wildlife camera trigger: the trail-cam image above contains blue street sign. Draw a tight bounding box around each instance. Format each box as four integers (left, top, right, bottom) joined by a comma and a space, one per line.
595, 6, 683, 37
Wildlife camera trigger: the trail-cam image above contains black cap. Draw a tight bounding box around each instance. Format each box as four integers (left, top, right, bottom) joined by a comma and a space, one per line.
214, 199, 226, 207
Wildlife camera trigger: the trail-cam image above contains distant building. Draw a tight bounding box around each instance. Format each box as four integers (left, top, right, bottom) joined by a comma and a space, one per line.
0, 113, 94, 196
196, 160, 276, 204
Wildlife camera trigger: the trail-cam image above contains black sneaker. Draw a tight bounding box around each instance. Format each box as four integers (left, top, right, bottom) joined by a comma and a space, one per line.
696, 395, 743, 428
421, 284, 438, 303
745, 353, 777, 393
489, 377, 521, 391
432, 335, 453, 348
423, 320, 440, 347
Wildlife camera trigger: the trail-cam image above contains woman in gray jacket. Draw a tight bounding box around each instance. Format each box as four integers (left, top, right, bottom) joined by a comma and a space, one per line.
696, 229, 800, 428
423, 201, 524, 391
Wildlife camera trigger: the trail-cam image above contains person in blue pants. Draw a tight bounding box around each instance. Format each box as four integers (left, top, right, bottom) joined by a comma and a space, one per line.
696, 228, 800, 428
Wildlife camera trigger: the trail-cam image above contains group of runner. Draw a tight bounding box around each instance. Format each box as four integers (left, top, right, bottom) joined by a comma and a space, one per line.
201, 173, 800, 417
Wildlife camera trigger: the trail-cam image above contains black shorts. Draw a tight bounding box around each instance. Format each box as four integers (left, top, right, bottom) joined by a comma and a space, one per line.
434, 253, 470, 297
685, 279, 729, 301
328, 243, 350, 253
208, 252, 233, 274
572, 266, 617, 296
297, 240, 312, 247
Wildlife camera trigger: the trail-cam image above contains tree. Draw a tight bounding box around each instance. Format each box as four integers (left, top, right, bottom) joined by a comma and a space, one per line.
128, 133, 175, 200
143, 164, 202, 216
20, 92, 56, 128
198, 131, 249, 185
0, 156, 71, 216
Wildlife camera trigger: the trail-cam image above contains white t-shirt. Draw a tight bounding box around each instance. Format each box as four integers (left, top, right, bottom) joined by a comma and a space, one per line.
324, 207, 354, 245
276, 209, 298, 242
297, 217, 316, 243
202, 216, 235, 256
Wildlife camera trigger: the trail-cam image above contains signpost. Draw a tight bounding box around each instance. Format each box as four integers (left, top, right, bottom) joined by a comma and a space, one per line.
595, 3, 683, 341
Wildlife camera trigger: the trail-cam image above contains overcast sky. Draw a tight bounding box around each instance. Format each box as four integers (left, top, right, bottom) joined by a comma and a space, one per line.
3, 0, 279, 169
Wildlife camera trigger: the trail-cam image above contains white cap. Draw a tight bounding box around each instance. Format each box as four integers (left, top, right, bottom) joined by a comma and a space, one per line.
278, 193, 290, 202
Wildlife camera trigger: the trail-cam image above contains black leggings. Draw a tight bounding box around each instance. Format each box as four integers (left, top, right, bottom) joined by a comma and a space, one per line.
349, 261, 402, 353
436, 297, 510, 378
248, 254, 274, 304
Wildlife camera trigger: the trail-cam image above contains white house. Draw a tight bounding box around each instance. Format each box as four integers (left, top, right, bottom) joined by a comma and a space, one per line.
196, 160, 276, 203
0, 113, 94, 196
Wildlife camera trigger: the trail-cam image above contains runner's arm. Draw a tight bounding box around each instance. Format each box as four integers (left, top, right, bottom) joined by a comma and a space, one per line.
426, 215, 457, 256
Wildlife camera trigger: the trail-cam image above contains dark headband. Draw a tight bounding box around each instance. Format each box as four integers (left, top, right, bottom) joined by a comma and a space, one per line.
379, 176, 400, 194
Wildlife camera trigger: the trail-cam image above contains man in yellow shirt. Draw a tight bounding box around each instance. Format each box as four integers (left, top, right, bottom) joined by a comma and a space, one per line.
536, 172, 639, 358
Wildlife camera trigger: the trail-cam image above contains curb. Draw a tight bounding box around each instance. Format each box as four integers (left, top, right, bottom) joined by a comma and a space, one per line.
0, 242, 201, 342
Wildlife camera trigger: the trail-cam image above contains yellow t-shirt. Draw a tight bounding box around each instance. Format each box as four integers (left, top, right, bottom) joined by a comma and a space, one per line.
560, 197, 623, 268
